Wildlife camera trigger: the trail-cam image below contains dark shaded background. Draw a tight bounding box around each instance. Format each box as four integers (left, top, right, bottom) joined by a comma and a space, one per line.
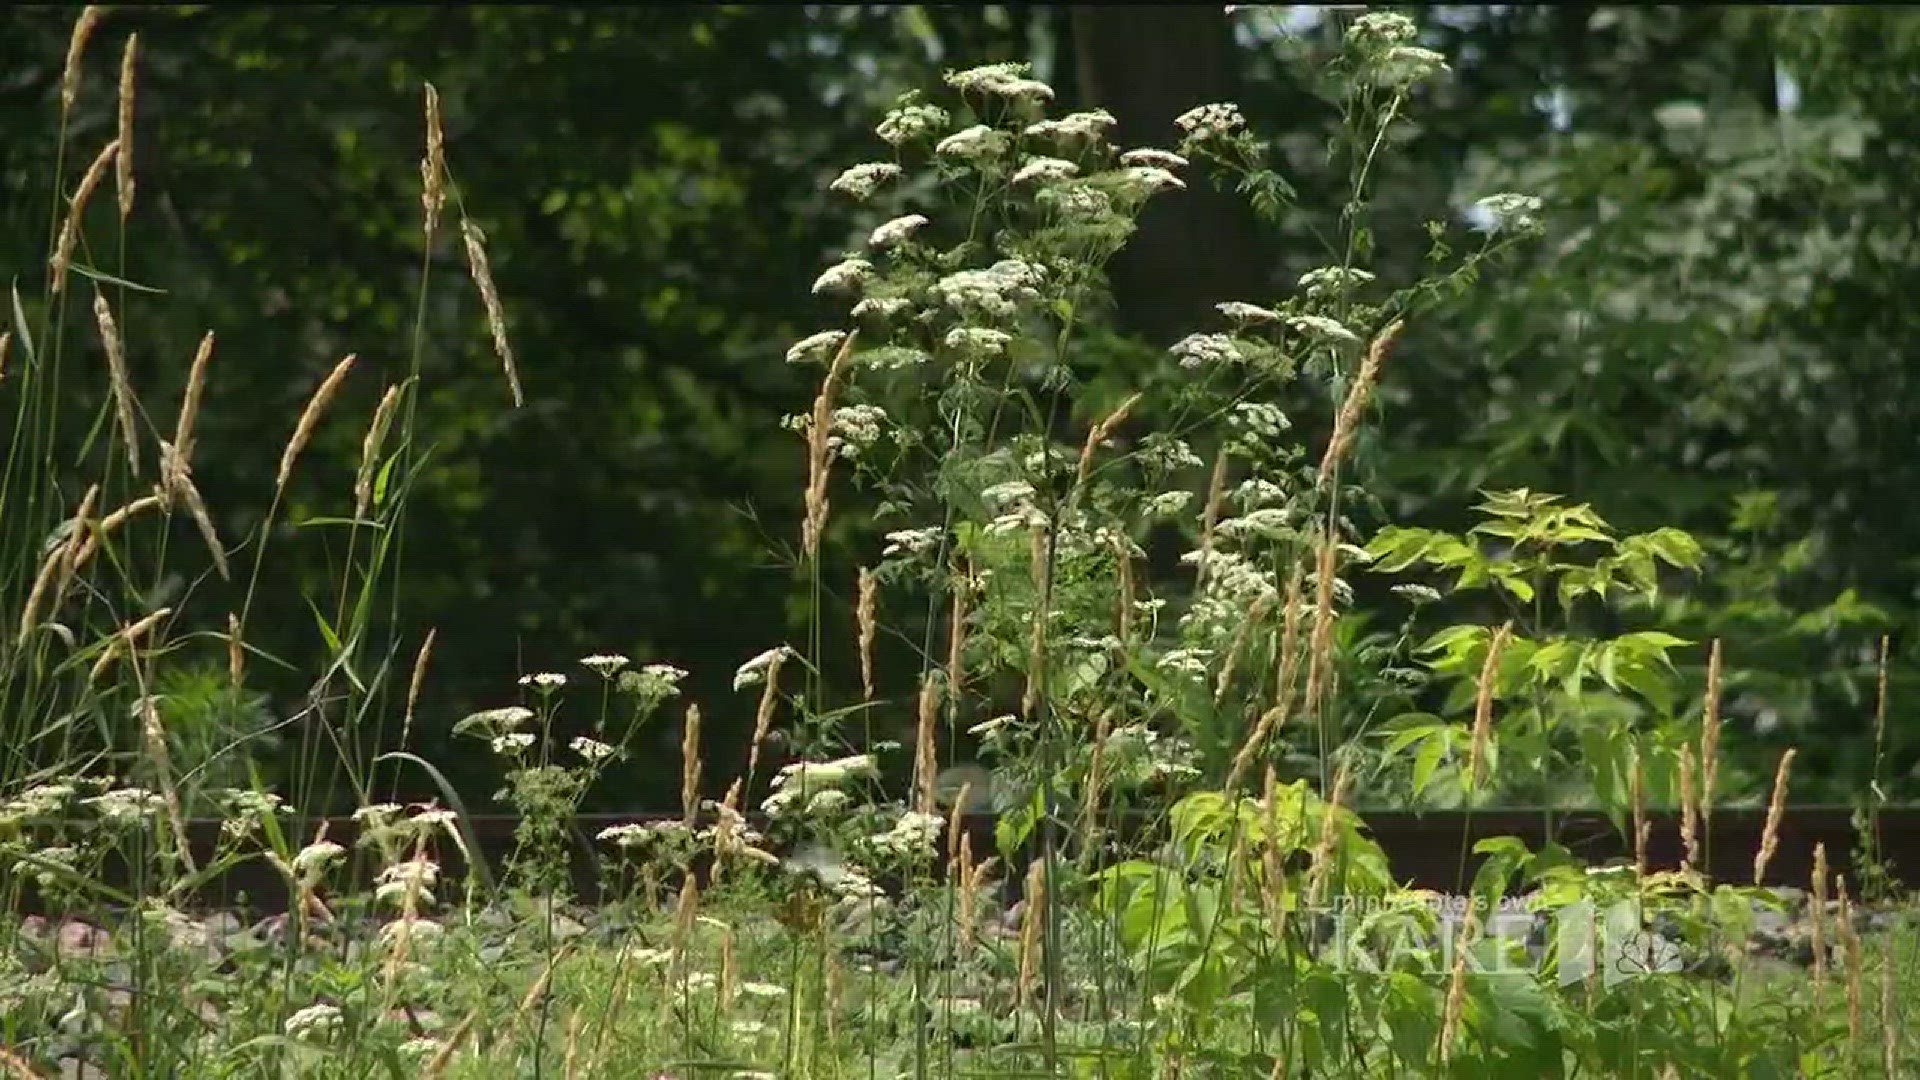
3, 5, 1915, 809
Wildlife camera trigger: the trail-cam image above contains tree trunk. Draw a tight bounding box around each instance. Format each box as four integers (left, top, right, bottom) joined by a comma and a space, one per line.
1067, 4, 1268, 344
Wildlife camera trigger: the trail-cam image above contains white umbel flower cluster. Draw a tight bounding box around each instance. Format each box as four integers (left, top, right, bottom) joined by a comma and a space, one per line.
1169, 332, 1242, 369
1012, 156, 1079, 185
944, 327, 1013, 357
578, 653, 629, 677
1287, 314, 1362, 346
878, 99, 951, 145
785, 329, 848, 365
734, 645, 796, 691
936, 124, 1013, 163
1024, 110, 1116, 143
852, 296, 913, 320
1174, 103, 1246, 143
1119, 166, 1186, 194
284, 1003, 342, 1042
1216, 300, 1281, 325
812, 258, 873, 296
932, 259, 1045, 320
1474, 193, 1544, 233
1119, 148, 1189, 170
829, 162, 902, 200
1298, 266, 1376, 298
868, 214, 930, 249
865, 810, 944, 862
944, 62, 1054, 103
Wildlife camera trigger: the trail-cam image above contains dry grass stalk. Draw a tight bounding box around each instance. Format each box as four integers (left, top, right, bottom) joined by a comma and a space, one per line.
1678, 743, 1701, 873
17, 486, 98, 646
0, 1044, 40, 1080
355, 381, 405, 517
170, 469, 230, 579
1300, 528, 1341, 725
855, 565, 878, 700
89, 606, 171, 685
1016, 859, 1048, 1012
1467, 622, 1514, 791
800, 330, 857, 557
913, 673, 940, 814
1213, 591, 1275, 705
1319, 319, 1404, 487
1259, 768, 1285, 923
421, 1007, 481, 1078
718, 923, 737, 1009
1701, 639, 1723, 830
945, 782, 972, 865
1839, 875, 1863, 1055
1022, 525, 1052, 719
136, 688, 196, 875
61, 7, 104, 116
74, 492, 161, 569
1306, 758, 1352, 908
955, 831, 977, 953
278, 353, 355, 492
421, 84, 446, 240
1437, 906, 1480, 1064
1080, 706, 1113, 840
17, 545, 66, 648
58, 486, 100, 604
380, 832, 431, 991
1074, 391, 1141, 491
1194, 451, 1229, 591
403, 627, 436, 747
680, 703, 702, 824
226, 612, 244, 688
1882, 930, 1898, 1079
1226, 565, 1305, 793
51, 139, 119, 295
116, 33, 137, 220
945, 567, 969, 703
745, 646, 787, 781
668, 874, 701, 984
1811, 842, 1830, 1007
459, 219, 523, 407
1114, 531, 1135, 642
92, 290, 142, 477
562, 1010, 584, 1080
1630, 744, 1650, 879
168, 331, 215, 495
1751, 747, 1797, 886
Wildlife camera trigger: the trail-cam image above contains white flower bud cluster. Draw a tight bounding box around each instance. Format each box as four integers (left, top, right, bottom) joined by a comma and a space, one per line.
1174, 102, 1246, 143
829, 162, 902, 200
877, 98, 950, 146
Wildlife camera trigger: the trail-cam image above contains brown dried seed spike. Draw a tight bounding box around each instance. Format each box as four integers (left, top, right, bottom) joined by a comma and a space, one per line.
422, 83, 446, 239
855, 566, 878, 701
92, 290, 142, 476
1752, 747, 1796, 886
51, 139, 119, 295
1318, 318, 1404, 487
460, 219, 522, 407
117, 33, 137, 220
403, 627, 436, 747
278, 354, 356, 492
1466, 618, 1512, 787
171, 331, 215, 489
61, 7, 104, 116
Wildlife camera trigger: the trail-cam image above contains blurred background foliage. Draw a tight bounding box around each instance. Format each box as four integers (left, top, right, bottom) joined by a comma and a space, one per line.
2, 4, 1914, 809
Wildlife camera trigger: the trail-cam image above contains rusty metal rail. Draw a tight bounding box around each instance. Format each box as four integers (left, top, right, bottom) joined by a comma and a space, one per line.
7, 806, 1914, 915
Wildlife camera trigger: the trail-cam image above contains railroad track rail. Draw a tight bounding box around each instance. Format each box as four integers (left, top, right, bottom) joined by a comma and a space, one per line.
7, 806, 1914, 915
